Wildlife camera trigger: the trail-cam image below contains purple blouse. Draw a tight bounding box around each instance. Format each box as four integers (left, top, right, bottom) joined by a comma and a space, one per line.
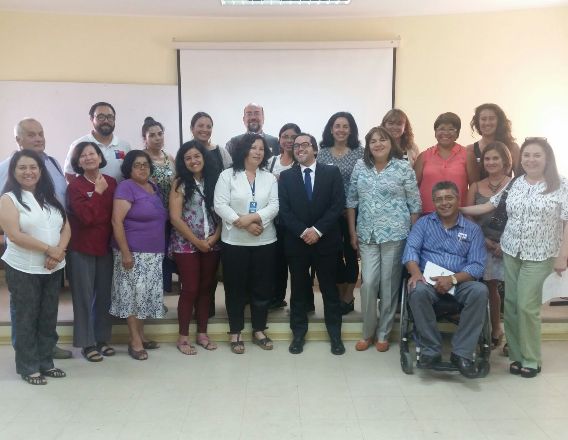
112, 179, 168, 253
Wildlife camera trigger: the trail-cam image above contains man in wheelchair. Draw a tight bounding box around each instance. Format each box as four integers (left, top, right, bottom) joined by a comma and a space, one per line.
402, 181, 488, 378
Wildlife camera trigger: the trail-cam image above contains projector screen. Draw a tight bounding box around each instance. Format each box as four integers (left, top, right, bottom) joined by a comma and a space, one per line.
177, 41, 397, 148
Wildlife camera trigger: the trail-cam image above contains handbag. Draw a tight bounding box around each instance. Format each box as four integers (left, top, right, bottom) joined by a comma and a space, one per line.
486, 177, 518, 240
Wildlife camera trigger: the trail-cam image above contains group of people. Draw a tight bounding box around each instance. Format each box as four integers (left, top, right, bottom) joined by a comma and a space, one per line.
0, 99, 566, 385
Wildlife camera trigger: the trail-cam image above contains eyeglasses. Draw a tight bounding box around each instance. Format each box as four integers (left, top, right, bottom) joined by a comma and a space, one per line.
94, 114, 115, 122
293, 142, 312, 150
133, 162, 150, 169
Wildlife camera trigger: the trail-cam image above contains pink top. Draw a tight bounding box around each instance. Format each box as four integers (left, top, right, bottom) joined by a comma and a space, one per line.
419, 143, 468, 213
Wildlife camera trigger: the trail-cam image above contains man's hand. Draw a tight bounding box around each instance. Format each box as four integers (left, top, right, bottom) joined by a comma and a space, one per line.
407, 273, 426, 291
301, 228, 320, 245
430, 275, 454, 294
554, 254, 568, 276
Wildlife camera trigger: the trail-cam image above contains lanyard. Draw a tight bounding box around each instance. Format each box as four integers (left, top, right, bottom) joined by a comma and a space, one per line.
249, 179, 256, 201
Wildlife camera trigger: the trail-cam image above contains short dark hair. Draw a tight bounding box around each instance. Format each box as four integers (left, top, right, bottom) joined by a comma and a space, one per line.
320, 111, 360, 150
190, 111, 213, 129
519, 137, 560, 194
434, 112, 461, 136
431, 180, 459, 199
141, 116, 164, 139
120, 150, 154, 180
3, 149, 66, 221
278, 123, 301, 138
295, 132, 319, 152
89, 102, 116, 118
363, 126, 402, 168
70, 141, 107, 175
231, 133, 271, 172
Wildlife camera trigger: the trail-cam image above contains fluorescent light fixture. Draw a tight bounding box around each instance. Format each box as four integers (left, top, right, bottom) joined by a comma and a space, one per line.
221, 1, 351, 5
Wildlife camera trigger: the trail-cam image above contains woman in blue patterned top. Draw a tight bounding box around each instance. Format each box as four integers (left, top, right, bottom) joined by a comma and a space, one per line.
347, 126, 421, 352
317, 112, 363, 314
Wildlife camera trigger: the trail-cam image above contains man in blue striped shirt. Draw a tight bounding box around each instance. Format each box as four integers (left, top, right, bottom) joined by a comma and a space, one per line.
402, 181, 488, 378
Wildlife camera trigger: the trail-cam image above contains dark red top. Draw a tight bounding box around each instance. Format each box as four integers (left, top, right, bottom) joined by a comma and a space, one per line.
67, 174, 117, 256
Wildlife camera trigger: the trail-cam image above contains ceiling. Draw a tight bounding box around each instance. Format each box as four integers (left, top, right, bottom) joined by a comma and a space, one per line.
0, 0, 566, 19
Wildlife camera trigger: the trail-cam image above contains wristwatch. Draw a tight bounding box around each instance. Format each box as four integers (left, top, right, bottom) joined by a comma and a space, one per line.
450, 275, 458, 286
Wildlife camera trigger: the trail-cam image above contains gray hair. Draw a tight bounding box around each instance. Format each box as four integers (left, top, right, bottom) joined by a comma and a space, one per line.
14, 117, 40, 138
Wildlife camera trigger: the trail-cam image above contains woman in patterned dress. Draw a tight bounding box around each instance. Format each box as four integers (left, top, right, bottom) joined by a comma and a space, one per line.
317, 112, 363, 314
141, 116, 177, 292
169, 140, 221, 355
462, 138, 568, 378
347, 126, 421, 352
110, 150, 168, 361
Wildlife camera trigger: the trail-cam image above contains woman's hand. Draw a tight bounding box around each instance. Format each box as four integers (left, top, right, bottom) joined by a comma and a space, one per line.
554, 255, 568, 276
121, 250, 134, 270
233, 214, 256, 229
46, 245, 66, 262
246, 223, 263, 236
44, 256, 59, 271
94, 174, 109, 195
195, 239, 212, 253
350, 234, 359, 252
205, 235, 218, 248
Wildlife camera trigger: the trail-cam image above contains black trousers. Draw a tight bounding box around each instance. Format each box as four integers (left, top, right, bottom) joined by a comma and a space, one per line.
6, 265, 62, 376
288, 250, 342, 340
336, 215, 359, 284
221, 242, 276, 333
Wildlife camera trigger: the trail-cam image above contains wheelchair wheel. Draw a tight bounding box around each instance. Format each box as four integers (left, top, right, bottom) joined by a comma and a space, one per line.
400, 351, 414, 375
476, 360, 490, 378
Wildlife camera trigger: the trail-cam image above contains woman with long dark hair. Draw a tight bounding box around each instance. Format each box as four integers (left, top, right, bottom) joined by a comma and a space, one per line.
169, 140, 221, 354
0, 150, 70, 384
317, 112, 363, 314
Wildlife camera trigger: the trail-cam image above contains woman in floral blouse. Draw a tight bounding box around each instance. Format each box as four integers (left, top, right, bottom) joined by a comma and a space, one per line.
347, 126, 421, 352
169, 140, 221, 355
462, 138, 568, 378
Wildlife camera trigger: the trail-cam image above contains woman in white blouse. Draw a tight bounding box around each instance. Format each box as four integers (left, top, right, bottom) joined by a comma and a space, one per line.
214, 133, 279, 353
0, 150, 71, 385
462, 138, 568, 378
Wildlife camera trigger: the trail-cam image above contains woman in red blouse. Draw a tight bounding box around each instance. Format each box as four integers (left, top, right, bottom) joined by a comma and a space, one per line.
67, 142, 117, 362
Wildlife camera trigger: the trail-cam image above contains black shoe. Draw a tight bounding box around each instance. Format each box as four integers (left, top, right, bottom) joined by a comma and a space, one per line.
268, 299, 288, 310
417, 353, 442, 369
340, 300, 354, 316
289, 336, 305, 354
450, 353, 478, 379
330, 338, 345, 355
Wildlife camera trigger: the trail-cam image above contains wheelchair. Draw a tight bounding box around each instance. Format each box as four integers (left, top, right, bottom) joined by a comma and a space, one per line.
399, 279, 492, 378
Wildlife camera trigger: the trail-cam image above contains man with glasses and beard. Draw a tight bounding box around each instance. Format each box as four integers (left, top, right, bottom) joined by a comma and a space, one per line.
64, 102, 131, 183
225, 102, 280, 157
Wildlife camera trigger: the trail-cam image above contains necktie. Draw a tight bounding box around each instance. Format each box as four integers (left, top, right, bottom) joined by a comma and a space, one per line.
304, 168, 313, 201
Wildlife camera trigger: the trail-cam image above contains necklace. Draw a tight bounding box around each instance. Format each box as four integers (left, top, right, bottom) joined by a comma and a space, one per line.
487, 176, 507, 193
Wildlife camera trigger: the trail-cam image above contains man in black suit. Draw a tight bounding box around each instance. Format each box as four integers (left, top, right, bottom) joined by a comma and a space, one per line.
278, 133, 346, 355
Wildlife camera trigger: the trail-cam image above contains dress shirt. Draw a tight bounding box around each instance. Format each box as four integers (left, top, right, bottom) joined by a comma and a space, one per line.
347, 158, 421, 244
491, 176, 568, 261
299, 162, 316, 190
402, 212, 486, 279
214, 168, 279, 246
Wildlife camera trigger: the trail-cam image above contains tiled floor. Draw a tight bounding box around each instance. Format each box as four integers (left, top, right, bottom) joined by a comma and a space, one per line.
0, 340, 568, 440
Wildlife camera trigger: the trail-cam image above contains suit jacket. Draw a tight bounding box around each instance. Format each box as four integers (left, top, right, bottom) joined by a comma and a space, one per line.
278, 162, 345, 256
225, 132, 280, 157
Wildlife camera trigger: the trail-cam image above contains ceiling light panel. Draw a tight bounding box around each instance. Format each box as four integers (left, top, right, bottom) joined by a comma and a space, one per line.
221, 1, 351, 5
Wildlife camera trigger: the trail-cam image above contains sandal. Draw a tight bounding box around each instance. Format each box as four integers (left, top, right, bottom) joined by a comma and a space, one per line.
521, 366, 541, 378
509, 361, 522, 375
375, 340, 390, 352
196, 335, 217, 351
96, 342, 115, 357
41, 368, 66, 378
82, 346, 103, 362
128, 345, 148, 361
230, 333, 245, 354
252, 332, 273, 351
142, 340, 160, 350
177, 341, 197, 356
21, 373, 47, 385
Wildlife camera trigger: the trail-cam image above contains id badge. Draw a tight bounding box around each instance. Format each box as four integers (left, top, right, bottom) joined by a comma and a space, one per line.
248, 201, 257, 213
